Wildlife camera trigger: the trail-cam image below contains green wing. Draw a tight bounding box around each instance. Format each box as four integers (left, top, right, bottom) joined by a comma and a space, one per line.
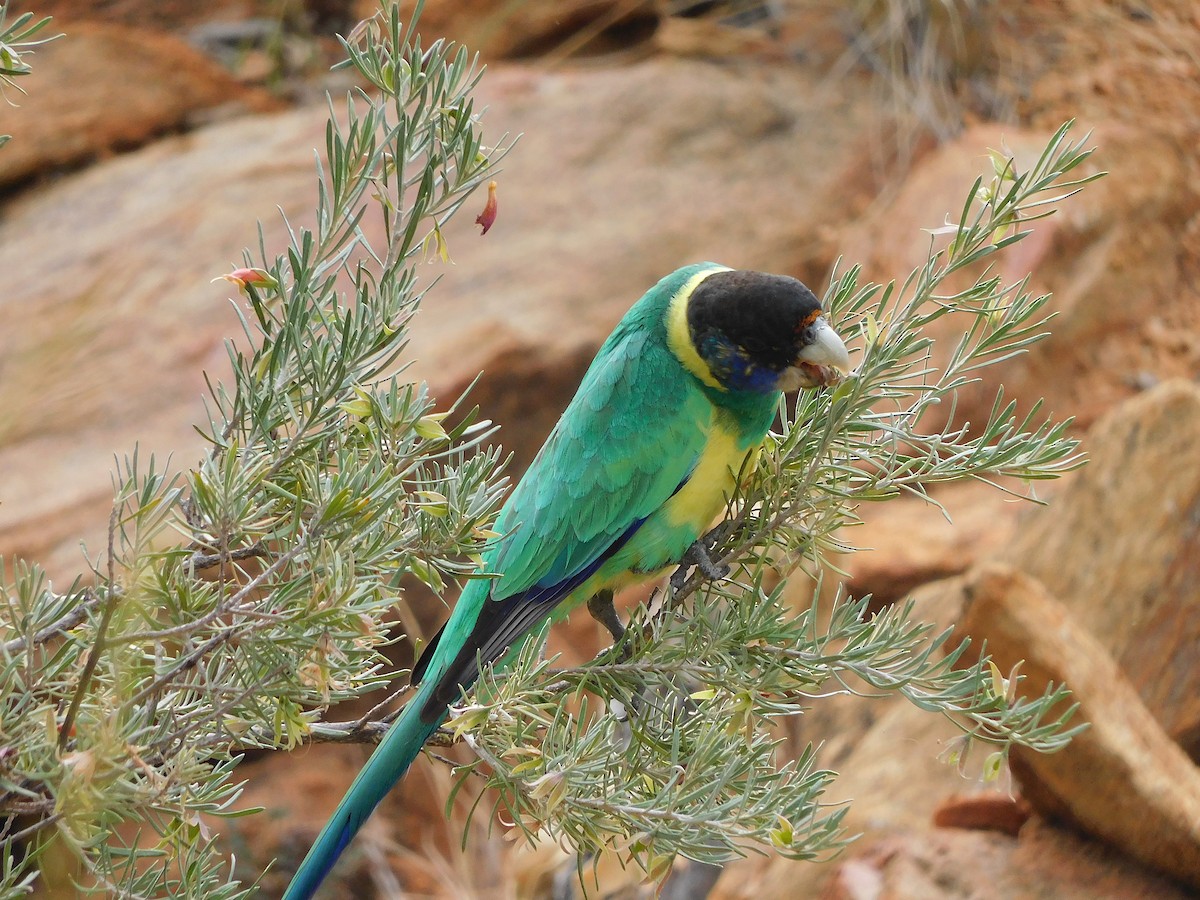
488, 322, 710, 599
412, 316, 712, 714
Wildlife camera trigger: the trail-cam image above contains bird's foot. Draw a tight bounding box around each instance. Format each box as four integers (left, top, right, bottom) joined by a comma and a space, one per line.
690, 541, 730, 581
587, 590, 628, 651
671, 540, 729, 592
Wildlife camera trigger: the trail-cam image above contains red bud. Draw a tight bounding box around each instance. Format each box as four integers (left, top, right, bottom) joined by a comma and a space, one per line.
475, 180, 498, 235
214, 268, 276, 292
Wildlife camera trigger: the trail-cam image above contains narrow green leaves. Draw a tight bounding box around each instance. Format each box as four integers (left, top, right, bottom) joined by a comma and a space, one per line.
0, 4, 510, 896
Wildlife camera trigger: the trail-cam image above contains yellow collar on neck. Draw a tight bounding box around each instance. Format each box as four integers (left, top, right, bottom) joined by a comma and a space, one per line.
665, 265, 732, 391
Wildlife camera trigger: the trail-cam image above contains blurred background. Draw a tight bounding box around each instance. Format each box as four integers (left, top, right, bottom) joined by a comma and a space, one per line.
1, 1, 1198, 897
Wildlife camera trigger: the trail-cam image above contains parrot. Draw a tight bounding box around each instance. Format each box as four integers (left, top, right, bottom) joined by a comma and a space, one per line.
282, 262, 851, 899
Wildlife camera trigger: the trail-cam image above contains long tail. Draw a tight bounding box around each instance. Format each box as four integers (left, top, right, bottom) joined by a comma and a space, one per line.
282, 678, 445, 900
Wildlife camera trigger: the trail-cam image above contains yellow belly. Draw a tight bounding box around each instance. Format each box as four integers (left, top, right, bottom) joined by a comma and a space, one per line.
662, 416, 747, 533
601, 412, 752, 586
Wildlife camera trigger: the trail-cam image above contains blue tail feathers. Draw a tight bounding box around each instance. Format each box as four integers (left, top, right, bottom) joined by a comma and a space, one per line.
281, 681, 446, 900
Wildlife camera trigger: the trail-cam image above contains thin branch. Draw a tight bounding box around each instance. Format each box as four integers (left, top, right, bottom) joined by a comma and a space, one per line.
0, 811, 61, 846
1, 588, 100, 654
106, 541, 307, 647
187, 543, 269, 571
58, 508, 121, 751
122, 627, 237, 711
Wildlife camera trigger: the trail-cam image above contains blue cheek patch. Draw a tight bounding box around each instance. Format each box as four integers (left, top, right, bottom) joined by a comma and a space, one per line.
699, 335, 780, 394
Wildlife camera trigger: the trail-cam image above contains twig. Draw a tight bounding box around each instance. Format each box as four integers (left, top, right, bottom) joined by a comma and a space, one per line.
303, 720, 393, 744
350, 684, 412, 733
58, 509, 121, 751
2, 588, 99, 655
152, 664, 289, 757
460, 730, 507, 773
222, 720, 456, 751
0, 796, 54, 817
121, 628, 237, 711
1, 811, 61, 845
107, 541, 307, 646
425, 750, 485, 775
187, 542, 269, 571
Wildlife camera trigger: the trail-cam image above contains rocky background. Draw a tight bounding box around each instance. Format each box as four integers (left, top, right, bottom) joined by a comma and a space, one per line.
1, 0, 1199, 897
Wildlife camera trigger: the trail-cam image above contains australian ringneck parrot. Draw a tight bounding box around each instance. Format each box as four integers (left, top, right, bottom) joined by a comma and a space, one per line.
282, 262, 851, 899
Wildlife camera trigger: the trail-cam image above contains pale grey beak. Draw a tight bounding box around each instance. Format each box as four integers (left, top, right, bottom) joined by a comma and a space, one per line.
780, 317, 851, 391
797, 317, 851, 372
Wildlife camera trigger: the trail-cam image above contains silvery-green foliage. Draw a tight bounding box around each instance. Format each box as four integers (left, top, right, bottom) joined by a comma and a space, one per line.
1, 2, 510, 894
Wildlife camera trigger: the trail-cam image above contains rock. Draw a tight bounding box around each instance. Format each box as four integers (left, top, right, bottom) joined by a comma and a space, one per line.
956, 562, 1200, 891
0, 106, 327, 580
730, 578, 979, 899
1000, 380, 1200, 756
383, 0, 660, 59
813, 820, 1194, 900
653, 16, 785, 61
802, 692, 968, 836
993, 0, 1200, 136
791, 381, 1200, 895
1016, 817, 1197, 900
746, 413, 1200, 893
187, 19, 326, 86
232, 739, 505, 897
932, 793, 1030, 837
0, 22, 278, 189
835, 480, 1023, 610
0, 50, 880, 896
4, 2, 1197, 896
12, 0, 284, 31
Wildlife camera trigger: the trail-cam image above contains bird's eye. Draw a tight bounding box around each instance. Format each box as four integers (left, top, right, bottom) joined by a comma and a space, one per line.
796, 310, 823, 334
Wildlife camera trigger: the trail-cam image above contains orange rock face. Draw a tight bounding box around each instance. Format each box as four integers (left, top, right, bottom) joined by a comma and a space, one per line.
0, 21, 279, 189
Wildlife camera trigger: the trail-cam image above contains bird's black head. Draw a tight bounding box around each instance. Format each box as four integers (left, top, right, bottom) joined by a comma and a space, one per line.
685, 269, 850, 394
